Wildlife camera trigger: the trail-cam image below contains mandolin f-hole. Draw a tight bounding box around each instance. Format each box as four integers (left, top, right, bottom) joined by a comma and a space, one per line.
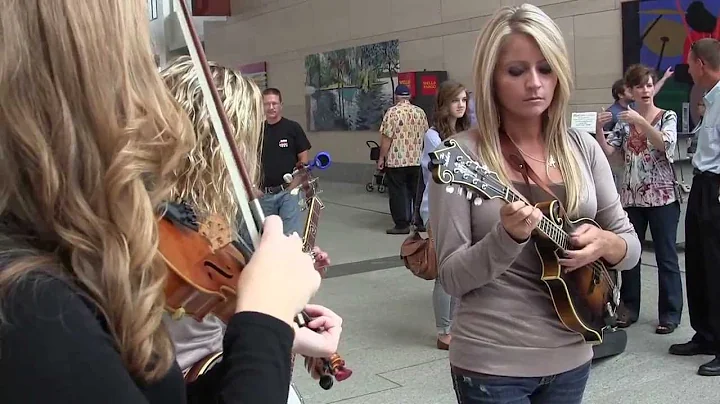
204, 261, 233, 279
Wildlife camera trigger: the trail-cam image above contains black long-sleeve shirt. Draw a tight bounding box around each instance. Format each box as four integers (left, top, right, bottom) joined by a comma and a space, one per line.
0, 273, 294, 403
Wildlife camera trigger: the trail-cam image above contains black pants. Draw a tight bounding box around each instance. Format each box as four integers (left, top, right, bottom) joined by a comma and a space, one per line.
685, 172, 720, 350
386, 165, 420, 228
622, 202, 683, 325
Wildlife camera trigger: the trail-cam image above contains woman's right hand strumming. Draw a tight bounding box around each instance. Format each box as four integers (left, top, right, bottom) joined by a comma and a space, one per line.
235, 215, 322, 327
499, 201, 542, 243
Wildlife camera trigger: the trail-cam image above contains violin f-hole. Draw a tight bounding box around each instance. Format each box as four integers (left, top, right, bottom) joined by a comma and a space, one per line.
204, 261, 233, 279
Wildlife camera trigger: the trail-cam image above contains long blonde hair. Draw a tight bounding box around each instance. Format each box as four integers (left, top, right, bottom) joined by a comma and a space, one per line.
0, 0, 194, 382
160, 56, 264, 233
472, 4, 584, 216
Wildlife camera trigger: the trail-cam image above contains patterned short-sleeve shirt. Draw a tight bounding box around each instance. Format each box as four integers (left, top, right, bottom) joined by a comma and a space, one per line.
606, 109, 678, 207
379, 100, 429, 168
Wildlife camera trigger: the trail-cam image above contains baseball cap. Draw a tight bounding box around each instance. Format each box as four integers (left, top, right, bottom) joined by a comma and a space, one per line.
395, 84, 411, 96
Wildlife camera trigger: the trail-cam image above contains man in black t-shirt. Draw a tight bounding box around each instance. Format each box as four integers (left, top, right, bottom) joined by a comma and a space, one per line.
259, 88, 311, 236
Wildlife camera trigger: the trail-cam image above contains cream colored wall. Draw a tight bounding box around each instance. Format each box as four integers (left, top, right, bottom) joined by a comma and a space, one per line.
204, 0, 630, 166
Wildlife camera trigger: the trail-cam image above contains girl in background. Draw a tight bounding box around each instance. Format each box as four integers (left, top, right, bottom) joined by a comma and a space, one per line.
419, 80, 471, 350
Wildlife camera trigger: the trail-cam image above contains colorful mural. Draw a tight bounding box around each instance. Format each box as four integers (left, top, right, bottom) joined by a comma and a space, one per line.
622, 0, 720, 130
304, 40, 399, 132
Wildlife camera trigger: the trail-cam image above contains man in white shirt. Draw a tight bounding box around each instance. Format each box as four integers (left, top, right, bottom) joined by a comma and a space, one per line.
670, 38, 720, 377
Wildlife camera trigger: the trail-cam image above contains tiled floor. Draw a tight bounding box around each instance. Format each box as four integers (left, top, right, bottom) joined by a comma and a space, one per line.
290, 181, 716, 404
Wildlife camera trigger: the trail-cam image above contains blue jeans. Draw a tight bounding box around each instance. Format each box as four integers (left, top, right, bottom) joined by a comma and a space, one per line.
622, 201, 683, 325
451, 361, 591, 404
259, 190, 304, 236
433, 277, 456, 335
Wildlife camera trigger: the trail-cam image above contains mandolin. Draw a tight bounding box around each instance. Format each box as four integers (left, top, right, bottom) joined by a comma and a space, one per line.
428, 139, 621, 345
288, 154, 351, 388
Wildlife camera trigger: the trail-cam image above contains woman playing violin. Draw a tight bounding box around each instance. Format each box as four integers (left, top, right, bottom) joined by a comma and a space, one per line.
159, 56, 343, 391
0, 1, 322, 403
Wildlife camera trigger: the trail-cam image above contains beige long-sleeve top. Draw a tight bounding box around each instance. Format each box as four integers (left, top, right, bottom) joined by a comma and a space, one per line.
428, 129, 640, 378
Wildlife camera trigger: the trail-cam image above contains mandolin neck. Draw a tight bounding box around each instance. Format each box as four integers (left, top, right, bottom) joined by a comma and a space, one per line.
302, 196, 323, 252
501, 187, 571, 251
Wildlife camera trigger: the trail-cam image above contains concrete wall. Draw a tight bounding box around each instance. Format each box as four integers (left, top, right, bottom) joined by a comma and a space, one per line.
203, 0, 632, 183
149, 0, 227, 67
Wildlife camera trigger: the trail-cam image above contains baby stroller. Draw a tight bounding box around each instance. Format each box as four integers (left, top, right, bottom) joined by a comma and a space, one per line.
365, 140, 386, 193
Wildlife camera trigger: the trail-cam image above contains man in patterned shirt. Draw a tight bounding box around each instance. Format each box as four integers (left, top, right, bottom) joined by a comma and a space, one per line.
377, 84, 429, 234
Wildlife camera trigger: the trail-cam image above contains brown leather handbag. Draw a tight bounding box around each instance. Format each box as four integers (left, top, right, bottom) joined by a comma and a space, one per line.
400, 175, 437, 280
400, 226, 437, 280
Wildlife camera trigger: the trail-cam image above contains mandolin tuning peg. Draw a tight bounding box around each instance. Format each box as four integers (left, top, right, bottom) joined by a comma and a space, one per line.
473, 198, 483, 206
445, 185, 454, 194
455, 187, 464, 196
465, 191, 474, 200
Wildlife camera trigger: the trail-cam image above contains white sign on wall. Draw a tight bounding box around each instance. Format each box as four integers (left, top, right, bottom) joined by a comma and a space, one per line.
570, 112, 598, 133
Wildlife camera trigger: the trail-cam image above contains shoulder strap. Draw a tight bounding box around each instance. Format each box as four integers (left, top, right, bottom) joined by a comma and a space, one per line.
653, 109, 667, 126
631, 109, 665, 134
499, 133, 565, 213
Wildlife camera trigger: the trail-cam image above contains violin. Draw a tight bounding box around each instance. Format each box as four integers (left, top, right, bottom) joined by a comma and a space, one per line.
159, 0, 350, 390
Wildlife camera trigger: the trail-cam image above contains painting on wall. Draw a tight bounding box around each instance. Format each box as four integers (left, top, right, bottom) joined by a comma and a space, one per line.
304, 39, 400, 131
622, 0, 720, 130
239, 62, 268, 91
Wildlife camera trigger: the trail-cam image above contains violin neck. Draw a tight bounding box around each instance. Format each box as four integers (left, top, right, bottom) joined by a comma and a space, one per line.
302, 196, 324, 252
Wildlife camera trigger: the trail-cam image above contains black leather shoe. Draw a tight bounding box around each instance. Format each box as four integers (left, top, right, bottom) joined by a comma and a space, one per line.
698, 357, 720, 376
669, 341, 715, 356
386, 227, 410, 235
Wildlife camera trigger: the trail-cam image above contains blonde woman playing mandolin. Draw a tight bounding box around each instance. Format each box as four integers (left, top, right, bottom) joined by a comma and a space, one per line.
428, 4, 641, 403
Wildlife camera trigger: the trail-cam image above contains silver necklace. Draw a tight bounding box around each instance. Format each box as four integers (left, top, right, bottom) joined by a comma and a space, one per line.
506, 135, 557, 169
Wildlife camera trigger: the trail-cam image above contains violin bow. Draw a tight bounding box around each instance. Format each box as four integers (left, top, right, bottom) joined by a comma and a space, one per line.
173, 0, 264, 248
171, 0, 351, 388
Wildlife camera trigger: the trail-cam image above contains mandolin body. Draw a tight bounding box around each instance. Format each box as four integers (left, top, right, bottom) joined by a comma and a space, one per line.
184, 351, 223, 382
535, 200, 618, 345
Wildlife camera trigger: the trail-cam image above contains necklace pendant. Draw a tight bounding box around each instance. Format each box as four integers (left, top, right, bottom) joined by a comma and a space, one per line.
547, 155, 557, 169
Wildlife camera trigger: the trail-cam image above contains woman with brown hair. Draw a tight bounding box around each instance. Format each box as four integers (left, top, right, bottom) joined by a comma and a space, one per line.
595, 64, 683, 334
0, 1, 321, 403
419, 80, 471, 350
